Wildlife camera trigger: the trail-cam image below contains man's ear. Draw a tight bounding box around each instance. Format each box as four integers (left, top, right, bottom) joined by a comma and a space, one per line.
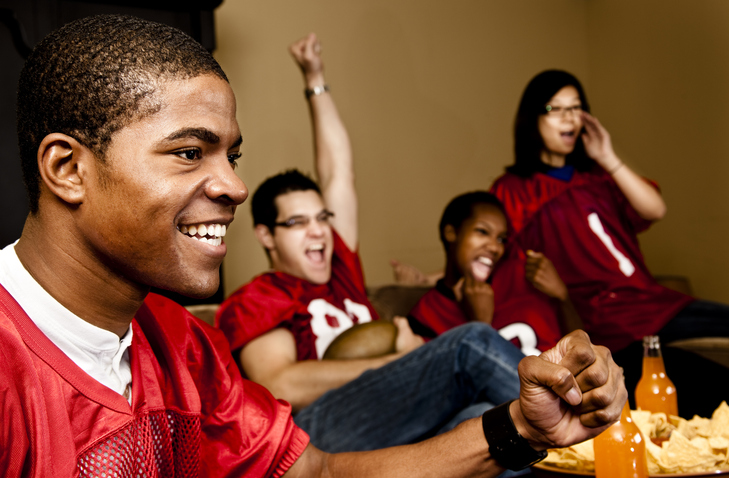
443, 224, 457, 244
37, 133, 95, 205
254, 224, 276, 250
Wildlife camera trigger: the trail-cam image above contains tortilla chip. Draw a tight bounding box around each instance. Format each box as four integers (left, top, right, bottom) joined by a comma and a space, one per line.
542, 440, 596, 471
660, 430, 717, 472
541, 403, 729, 474
645, 439, 665, 474
712, 401, 729, 439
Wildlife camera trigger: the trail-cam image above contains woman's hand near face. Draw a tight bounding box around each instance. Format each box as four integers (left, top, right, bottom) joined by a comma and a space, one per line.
580, 112, 621, 171
580, 112, 667, 221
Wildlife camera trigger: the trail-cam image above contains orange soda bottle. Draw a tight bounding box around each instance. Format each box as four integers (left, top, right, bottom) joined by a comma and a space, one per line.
594, 401, 649, 478
635, 335, 678, 417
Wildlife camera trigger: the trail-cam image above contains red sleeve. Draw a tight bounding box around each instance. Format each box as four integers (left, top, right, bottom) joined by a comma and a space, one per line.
216, 274, 300, 352
198, 325, 309, 478
409, 288, 467, 336
329, 230, 379, 321
142, 294, 310, 477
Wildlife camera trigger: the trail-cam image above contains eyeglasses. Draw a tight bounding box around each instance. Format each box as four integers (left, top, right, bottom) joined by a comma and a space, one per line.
544, 104, 582, 118
274, 210, 335, 228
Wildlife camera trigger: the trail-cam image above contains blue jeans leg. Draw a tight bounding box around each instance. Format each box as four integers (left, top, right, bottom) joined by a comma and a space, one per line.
294, 322, 524, 453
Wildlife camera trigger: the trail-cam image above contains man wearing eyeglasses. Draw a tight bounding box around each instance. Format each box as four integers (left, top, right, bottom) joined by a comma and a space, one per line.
215, 34, 535, 458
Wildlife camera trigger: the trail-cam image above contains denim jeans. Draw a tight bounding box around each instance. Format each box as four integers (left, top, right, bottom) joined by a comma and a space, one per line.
613, 299, 729, 418
294, 322, 524, 452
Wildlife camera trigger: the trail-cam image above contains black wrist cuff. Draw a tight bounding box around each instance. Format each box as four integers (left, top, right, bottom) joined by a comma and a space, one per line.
481, 400, 548, 471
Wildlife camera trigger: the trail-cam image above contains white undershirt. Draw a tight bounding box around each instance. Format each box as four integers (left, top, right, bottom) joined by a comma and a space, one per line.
0, 242, 133, 403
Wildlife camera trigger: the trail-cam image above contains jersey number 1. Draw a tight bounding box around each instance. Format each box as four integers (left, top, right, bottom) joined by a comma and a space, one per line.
587, 212, 635, 277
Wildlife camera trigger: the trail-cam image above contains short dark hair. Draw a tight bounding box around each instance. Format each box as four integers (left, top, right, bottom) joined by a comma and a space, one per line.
17, 14, 228, 213
507, 70, 593, 178
438, 191, 506, 251
251, 169, 321, 232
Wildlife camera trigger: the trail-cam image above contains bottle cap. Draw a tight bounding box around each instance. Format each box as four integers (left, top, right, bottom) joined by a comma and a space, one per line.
643, 335, 660, 347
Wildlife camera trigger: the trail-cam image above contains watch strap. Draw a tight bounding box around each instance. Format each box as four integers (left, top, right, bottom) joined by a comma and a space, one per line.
481, 400, 548, 471
304, 84, 330, 99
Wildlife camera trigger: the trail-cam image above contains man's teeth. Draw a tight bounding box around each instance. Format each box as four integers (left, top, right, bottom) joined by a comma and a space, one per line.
179, 223, 227, 246
308, 244, 324, 252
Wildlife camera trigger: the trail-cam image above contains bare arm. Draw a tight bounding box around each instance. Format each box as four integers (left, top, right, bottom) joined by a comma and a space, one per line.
285, 419, 503, 477
240, 322, 422, 413
283, 330, 626, 477
581, 112, 666, 221
290, 33, 358, 250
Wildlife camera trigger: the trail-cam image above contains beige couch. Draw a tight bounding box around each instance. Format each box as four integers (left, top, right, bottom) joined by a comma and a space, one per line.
185, 278, 729, 368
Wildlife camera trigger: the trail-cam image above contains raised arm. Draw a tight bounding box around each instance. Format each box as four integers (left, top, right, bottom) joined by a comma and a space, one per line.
283, 329, 627, 477
581, 112, 666, 221
290, 33, 358, 250
240, 319, 422, 413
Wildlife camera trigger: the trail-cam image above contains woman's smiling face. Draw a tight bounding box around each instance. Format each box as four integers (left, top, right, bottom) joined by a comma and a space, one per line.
538, 85, 583, 164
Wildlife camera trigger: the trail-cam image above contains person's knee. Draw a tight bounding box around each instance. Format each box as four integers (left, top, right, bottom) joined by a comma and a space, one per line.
459, 321, 501, 343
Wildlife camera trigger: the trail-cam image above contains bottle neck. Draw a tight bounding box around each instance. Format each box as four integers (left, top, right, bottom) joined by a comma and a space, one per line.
642, 335, 663, 358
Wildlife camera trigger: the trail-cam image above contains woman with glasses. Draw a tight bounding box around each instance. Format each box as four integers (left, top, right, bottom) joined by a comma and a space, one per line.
490, 70, 729, 418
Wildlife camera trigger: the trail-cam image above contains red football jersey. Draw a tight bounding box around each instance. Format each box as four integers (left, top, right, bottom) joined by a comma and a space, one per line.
217, 230, 379, 361
490, 168, 693, 351
0, 288, 308, 478
408, 245, 562, 355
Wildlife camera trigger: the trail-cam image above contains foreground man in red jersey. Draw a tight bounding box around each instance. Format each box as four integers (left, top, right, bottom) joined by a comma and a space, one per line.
0, 15, 626, 477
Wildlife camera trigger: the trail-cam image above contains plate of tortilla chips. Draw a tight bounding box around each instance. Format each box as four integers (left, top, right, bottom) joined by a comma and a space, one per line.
532, 402, 729, 477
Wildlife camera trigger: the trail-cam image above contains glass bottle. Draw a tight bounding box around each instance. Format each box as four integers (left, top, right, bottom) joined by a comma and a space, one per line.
594, 402, 649, 478
635, 335, 678, 417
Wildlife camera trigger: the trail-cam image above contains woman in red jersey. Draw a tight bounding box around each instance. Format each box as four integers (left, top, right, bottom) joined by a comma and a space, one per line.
489, 70, 729, 418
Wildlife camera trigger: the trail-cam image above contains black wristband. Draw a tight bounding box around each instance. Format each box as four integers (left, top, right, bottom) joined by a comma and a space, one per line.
481, 400, 548, 471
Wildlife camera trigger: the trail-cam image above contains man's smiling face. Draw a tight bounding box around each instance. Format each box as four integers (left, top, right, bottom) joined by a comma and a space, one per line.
78, 74, 248, 298
266, 190, 334, 285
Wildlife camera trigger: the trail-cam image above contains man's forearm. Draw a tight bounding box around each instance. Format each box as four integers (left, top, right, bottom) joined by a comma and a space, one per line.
287, 418, 505, 478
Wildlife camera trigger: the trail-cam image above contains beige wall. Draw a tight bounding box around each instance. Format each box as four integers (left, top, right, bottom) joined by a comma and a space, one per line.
214, 0, 729, 304
585, 0, 729, 303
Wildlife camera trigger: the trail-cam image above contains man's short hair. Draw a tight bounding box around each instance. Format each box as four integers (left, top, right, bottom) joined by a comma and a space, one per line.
17, 14, 228, 213
251, 169, 321, 232
438, 191, 507, 250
